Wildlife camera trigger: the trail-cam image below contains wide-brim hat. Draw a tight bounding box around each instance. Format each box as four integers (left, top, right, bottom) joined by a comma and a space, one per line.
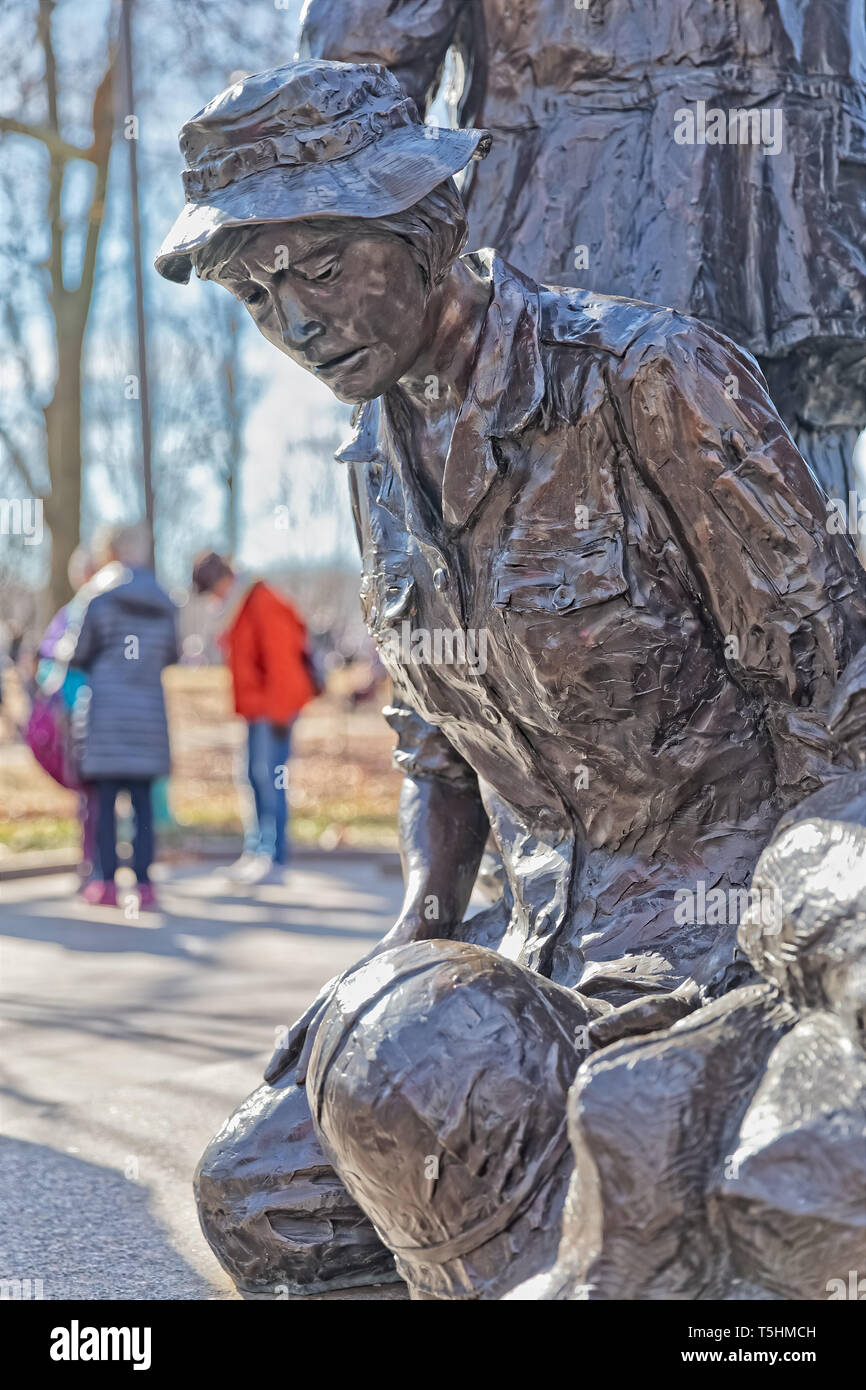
155, 60, 491, 284
306, 940, 596, 1296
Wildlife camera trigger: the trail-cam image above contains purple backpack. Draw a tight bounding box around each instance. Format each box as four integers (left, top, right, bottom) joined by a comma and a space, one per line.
25, 565, 127, 790
24, 689, 83, 790
24, 602, 89, 791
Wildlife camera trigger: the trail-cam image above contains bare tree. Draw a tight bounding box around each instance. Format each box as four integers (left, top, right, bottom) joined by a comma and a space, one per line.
0, 0, 311, 611
0, 0, 117, 612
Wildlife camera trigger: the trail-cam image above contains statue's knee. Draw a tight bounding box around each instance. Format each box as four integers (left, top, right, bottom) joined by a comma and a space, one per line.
195, 1076, 398, 1296
307, 940, 595, 1299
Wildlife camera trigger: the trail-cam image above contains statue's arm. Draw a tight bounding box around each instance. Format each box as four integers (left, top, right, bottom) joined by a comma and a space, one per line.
384, 701, 490, 941
263, 700, 488, 1085
625, 320, 866, 794
297, 0, 463, 112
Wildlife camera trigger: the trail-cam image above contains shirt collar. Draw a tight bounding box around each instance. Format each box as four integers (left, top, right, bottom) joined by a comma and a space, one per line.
336, 249, 545, 531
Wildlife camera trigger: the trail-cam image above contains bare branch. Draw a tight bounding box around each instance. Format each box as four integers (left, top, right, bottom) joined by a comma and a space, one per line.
0, 115, 98, 164
37, 0, 65, 303
0, 419, 43, 498
38, 0, 59, 128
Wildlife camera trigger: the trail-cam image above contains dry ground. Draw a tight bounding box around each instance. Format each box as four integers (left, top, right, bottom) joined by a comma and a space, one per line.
0, 666, 401, 856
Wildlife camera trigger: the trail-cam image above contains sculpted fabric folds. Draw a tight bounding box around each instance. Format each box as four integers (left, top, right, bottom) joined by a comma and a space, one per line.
299, 0, 866, 358
157, 55, 866, 1302
343, 249, 866, 1002
299, 0, 866, 494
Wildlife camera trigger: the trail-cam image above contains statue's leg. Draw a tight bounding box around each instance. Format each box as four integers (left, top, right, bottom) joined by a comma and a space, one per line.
194, 1073, 402, 1297
306, 939, 598, 1300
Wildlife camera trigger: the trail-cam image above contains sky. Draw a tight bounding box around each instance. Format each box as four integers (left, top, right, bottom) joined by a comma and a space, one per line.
0, 0, 361, 590
0, 0, 467, 590
7, 0, 859, 596
140, 0, 357, 573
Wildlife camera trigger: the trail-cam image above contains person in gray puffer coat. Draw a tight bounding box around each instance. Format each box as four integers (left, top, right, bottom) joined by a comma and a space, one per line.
72, 522, 179, 909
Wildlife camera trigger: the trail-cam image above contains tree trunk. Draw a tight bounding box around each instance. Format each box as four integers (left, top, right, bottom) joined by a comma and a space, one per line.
35, 0, 115, 615
43, 329, 83, 612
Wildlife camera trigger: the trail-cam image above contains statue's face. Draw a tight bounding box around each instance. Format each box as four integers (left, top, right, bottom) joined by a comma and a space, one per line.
214, 221, 430, 402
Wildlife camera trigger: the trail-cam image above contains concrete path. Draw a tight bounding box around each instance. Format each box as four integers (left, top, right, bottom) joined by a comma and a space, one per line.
0, 859, 405, 1300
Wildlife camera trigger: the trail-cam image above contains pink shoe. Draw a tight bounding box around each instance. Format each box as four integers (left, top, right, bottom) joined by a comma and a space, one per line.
80, 880, 117, 907
137, 883, 158, 911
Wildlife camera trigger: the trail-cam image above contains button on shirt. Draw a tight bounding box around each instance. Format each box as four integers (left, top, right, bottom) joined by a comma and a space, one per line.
337, 250, 866, 1005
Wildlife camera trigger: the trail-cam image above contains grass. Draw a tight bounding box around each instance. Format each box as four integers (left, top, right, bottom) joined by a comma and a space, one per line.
0, 666, 402, 856
0, 816, 81, 852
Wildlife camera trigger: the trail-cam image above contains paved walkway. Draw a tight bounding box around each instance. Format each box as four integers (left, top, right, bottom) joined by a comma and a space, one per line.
0, 859, 405, 1299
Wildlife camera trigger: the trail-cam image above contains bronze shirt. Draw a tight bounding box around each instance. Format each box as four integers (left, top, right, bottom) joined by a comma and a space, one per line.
338, 251, 866, 1004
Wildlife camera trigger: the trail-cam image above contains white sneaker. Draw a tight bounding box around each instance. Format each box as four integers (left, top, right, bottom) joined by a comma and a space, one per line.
255, 861, 286, 887
224, 852, 270, 883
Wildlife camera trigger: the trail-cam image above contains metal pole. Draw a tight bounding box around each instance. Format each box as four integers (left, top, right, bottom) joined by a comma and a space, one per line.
119, 0, 155, 564
226, 305, 241, 561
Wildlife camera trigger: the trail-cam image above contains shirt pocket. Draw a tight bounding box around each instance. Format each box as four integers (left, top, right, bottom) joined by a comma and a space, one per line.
491, 520, 630, 722
492, 519, 628, 617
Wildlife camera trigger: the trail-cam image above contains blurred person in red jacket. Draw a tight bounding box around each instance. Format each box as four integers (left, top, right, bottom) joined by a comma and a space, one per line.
192, 552, 317, 884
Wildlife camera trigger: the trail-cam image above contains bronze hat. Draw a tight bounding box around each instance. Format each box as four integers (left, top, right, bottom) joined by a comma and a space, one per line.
155, 60, 491, 284
306, 940, 594, 1299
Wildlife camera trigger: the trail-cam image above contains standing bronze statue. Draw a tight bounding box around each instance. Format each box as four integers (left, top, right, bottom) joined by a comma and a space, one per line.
157, 59, 866, 1299
298, 0, 866, 497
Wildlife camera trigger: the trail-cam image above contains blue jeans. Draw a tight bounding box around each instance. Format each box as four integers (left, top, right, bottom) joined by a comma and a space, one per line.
243, 720, 292, 864
95, 778, 154, 883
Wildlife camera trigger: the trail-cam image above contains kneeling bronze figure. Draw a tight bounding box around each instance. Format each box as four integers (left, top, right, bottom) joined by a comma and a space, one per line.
157, 60, 866, 1299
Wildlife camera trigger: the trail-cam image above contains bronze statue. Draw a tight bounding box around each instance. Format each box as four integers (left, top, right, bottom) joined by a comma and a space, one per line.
156, 59, 866, 1298
297, 0, 866, 497
193, 1074, 401, 1296
509, 652, 866, 1300
306, 939, 602, 1299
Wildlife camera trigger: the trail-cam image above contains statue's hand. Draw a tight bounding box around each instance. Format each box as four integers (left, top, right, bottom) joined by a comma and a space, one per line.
263, 974, 340, 1086
587, 987, 698, 1050
263, 916, 430, 1087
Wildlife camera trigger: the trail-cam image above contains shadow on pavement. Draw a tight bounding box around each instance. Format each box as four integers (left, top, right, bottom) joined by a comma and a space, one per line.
0, 862, 400, 959
0, 1136, 221, 1299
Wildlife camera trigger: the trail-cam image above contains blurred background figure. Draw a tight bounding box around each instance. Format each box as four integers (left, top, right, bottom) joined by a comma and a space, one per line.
25, 542, 122, 886
70, 522, 179, 909
192, 552, 318, 886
